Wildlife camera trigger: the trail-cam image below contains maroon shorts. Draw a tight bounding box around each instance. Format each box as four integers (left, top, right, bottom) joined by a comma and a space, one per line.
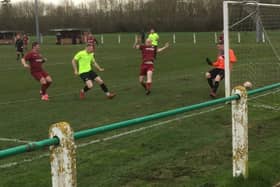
31, 71, 49, 81
140, 63, 154, 76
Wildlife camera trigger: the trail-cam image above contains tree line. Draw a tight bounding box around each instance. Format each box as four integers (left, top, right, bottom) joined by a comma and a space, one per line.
0, 0, 278, 34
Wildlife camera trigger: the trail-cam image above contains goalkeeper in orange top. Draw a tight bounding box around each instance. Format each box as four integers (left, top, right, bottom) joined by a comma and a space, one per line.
205, 40, 237, 98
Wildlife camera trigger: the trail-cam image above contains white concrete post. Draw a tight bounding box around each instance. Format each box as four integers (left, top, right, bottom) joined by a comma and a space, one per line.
118, 34, 121, 44
49, 122, 77, 187
101, 34, 104, 44
232, 86, 248, 178
193, 33, 196, 44
214, 32, 218, 44
237, 32, 241, 43
262, 32, 265, 43
173, 33, 176, 44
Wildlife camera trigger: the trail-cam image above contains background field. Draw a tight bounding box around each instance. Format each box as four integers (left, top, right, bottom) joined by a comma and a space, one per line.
0, 32, 279, 187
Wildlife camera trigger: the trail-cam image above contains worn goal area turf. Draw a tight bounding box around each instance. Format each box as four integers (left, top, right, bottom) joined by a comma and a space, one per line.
0, 33, 279, 187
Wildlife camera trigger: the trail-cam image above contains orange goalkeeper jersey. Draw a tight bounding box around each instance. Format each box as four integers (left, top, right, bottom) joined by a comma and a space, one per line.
213, 49, 237, 70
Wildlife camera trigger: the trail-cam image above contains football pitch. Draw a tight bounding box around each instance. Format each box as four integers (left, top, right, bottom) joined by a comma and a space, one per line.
0, 33, 279, 187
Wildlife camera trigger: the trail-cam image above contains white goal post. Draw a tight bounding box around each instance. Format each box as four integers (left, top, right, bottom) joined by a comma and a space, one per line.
223, 1, 280, 97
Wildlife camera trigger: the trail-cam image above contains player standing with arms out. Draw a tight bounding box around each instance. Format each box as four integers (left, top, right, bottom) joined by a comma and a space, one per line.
15, 34, 24, 62
205, 40, 237, 98
134, 38, 169, 95
21, 42, 52, 101
148, 28, 159, 58
23, 34, 29, 51
72, 44, 116, 99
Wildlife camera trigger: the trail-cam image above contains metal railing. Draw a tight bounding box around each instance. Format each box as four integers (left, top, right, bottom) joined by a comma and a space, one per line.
0, 82, 279, 159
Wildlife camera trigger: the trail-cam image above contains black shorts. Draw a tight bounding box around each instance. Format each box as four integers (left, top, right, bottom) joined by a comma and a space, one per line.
79, 71, 98, 82
209, 68, 225, 80
16, 48, 23, 53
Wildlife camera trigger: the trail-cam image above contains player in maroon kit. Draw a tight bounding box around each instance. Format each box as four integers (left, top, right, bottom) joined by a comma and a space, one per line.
134, 38, 169, 95
87, 33, 98, 52
21, 42, 52, 101
23, 34, 29, 51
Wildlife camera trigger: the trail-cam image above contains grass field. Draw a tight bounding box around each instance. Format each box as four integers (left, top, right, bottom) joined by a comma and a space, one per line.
0, 32, 279, 187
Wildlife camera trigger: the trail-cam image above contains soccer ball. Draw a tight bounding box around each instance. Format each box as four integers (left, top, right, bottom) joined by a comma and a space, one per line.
243, 81, 253, 89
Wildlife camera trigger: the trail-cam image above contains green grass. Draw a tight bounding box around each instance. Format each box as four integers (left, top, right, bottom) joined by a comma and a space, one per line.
0, 32, 279, 187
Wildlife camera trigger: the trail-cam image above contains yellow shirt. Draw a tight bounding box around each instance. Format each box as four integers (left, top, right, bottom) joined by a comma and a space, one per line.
148, 33, 159, 46
74, 50, 95, 74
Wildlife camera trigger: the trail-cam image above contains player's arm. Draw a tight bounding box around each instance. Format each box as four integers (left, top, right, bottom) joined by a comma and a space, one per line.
206, 57, 213, 66
94, 38, 99, 46
21, 58, 30, 68
93, 60, 104, 72
133, 36, 141, 49
157, 42, 169, 53
72, 59, 79, 75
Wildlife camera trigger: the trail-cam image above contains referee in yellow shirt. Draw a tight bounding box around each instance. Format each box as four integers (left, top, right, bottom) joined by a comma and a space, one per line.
72, 44, 116, 99
148, 28, 159, 58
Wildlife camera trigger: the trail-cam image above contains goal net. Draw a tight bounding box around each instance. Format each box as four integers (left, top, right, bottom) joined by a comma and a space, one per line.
224, 1, 280, 110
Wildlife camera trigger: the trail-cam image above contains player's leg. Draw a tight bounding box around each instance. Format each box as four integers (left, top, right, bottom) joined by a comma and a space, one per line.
79, 71, 93, 99
94, 76, 116, 99
44, 75, 52, 93
205, 71, 214, 89
213, 70, 224, 94
146, 70, 153, 95
39, 77, 50, 101
16, 51, 20, 61
21, 52, 24, 59
139, 64, 147, 90
139, 75, 146, 90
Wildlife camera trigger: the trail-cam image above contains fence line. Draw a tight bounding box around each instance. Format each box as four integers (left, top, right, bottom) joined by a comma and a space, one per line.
0, 83, 279, 186
0, 82, 279, 159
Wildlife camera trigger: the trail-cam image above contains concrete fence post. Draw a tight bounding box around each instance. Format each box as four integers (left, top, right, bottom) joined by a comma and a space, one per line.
232, 86, 248, 178
49, 122, 77, 187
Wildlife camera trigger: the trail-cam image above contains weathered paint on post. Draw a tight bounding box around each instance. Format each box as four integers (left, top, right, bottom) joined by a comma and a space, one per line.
232, 86, 248, 178
49, 122, 77, 187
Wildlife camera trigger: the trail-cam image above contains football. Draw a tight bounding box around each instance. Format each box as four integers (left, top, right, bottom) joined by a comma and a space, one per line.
243, 81, 253, 89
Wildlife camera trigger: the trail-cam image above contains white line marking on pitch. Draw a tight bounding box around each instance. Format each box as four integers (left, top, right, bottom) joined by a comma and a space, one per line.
0, 87, 278, 168
0, 106, 224, 169
0, 138, 31, 144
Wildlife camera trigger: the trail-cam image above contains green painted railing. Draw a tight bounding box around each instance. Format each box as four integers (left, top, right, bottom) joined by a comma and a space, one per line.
0, 82, 279, 159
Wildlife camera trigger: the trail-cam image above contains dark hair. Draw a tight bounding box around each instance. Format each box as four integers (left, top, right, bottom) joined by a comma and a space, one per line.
32, 41, 39, 48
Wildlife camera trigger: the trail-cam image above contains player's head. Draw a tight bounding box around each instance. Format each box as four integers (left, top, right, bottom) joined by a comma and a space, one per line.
150, 28, 155, 33
217, 40, 224, 51
16, 34, 21, 39
86, 43, 94, 53
32, 41, 40, 51
145, 38, 152, 46
88, 33, 93, 38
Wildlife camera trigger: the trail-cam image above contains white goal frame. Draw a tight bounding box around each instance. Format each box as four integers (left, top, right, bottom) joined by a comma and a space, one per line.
223, 1, 280, 97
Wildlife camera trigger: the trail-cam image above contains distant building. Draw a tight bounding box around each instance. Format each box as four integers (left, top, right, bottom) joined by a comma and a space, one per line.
0, 30, 22, 45
50, 28, 90, 45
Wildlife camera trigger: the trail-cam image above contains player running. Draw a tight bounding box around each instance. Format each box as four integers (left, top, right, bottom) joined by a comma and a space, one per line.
23, 34, 29, 51
22, 42, 52, 101
72, 44, 116, 99
15, 34, 24, 62
134, 38, 169, 95
147, 28, 159, 58
205, 41, 237, 98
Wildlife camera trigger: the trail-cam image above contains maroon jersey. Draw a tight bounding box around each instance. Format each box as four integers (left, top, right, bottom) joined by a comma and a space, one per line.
23, 36, 29, 45
24, 51, 45, 72
140, 45, 156, 63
